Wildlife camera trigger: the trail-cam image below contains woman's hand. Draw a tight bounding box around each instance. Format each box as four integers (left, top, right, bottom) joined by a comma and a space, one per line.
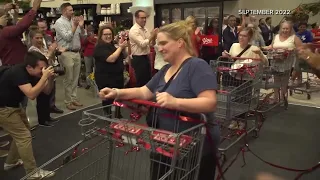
252, 46, 262, 55
222, 50, 231, 57
48, 42, 58, 52
261, 46, 272, 50
119, 40, 128, 49
58, 47, 66, 52
99, 88, 117, 100
156, 92, 178, 109
0, 15, 8, 26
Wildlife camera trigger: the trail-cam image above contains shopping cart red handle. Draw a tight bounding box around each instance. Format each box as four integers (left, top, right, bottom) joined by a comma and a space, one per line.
229, 57, 261, 61
218, 56, 261, 61
127, 99, 162, 108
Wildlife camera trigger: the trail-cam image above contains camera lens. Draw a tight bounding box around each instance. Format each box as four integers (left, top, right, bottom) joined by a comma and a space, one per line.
53, 66, 65, 76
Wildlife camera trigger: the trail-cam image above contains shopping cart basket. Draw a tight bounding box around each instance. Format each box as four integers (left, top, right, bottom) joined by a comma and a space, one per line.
289, 43, 320, 100
22, 99, 215, 180
210, 57, 263, 159
258, 49, 295, 112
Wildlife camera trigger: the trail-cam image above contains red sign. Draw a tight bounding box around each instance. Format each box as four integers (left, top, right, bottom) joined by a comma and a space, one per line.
200, 35, 219, 47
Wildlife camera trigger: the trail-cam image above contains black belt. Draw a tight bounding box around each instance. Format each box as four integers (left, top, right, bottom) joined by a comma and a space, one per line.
66, 49, 80, 53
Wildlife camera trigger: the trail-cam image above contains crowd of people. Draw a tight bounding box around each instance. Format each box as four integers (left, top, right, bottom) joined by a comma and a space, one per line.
0, 0, 319, 179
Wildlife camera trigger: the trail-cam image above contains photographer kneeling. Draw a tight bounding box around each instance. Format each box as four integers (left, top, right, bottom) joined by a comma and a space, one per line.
0, 51, 55, 178
28, 30, 66, 127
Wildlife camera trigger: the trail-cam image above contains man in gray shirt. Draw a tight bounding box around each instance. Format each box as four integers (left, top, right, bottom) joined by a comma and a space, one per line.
54, 3, 86, 110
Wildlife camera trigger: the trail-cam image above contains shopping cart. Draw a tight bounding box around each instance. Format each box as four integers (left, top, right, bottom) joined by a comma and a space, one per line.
21, 99, 216, 180
210, 56, 263, 162
289, 43, 320, 100
257, 49, 295, 113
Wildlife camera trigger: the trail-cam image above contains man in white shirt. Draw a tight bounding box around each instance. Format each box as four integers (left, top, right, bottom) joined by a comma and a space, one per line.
129, 10, 157, 87
54, 3, 86, 110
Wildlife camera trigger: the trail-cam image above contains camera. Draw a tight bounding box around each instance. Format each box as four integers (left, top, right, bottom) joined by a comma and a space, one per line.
53, 65, 65, 76
54, 50, 62, 56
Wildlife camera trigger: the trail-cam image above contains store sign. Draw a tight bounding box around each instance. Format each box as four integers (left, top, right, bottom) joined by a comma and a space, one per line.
200, 35, 219, 47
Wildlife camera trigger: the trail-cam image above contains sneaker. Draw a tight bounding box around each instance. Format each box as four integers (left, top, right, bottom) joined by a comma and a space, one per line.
66, 104, 77, 110
27, 169, 55, 179
50, 106, 64, 114
39, 122, 54, 128
0, 141, 9, 148
72, 101, 83, 107
48, 118, 59, 124
4, 159, 23, 170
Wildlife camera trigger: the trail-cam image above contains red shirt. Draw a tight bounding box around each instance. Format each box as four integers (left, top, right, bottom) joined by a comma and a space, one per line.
82, 35, 97, 57
45, 30, 54, 42
0, 10, 37, 65
311, 29, 320, 37
191, 33, 201, 57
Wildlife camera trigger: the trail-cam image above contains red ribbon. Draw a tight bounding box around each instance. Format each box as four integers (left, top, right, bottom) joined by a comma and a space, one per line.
217, 64, 257, 78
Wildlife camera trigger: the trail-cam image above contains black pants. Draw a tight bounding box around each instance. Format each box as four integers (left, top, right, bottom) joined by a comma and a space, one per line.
49, 81, 56, 108
36, 92, 51, 124
131, 55, 151, 87
95, 74, 124, 117
150, 151, 216, 180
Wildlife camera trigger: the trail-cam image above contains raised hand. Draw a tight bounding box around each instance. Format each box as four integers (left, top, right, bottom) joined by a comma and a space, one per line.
119, 40, 128, 48
73, 16, 80, 27
48, 42, 58, 52
78, 15, 84, 28
42, 66, 55, 79
0, 15, 8, 26
32, 0, 43, 11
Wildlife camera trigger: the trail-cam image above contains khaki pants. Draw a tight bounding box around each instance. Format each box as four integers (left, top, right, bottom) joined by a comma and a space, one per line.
59, 52, 81, 104
0, 107, 37, 174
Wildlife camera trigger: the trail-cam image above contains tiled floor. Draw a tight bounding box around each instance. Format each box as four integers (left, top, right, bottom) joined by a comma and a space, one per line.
27, 77, 100, 128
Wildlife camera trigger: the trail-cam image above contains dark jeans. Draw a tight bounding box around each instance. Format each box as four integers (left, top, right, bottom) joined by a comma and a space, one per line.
131, 55, 151, 87
36, 92, 51, 124
49, 81, 56, 108
95, 74, 124, 117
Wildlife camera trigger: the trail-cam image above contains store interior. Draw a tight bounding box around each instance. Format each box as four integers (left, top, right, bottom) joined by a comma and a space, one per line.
0, 0, 320, 179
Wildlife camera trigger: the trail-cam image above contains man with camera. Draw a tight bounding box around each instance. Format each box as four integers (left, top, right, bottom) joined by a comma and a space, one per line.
0, 51, 55, 178
54, 3, 86, 110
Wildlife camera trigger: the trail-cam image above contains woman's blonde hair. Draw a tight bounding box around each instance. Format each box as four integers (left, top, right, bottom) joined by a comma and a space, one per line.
185, 15, 197, 29
158, 20, 195, 56
279, 21, 295, 36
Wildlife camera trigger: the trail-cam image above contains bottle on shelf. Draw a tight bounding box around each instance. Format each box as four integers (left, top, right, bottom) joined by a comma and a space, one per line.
83, 10, 87, 20
116, 3, 121, 14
